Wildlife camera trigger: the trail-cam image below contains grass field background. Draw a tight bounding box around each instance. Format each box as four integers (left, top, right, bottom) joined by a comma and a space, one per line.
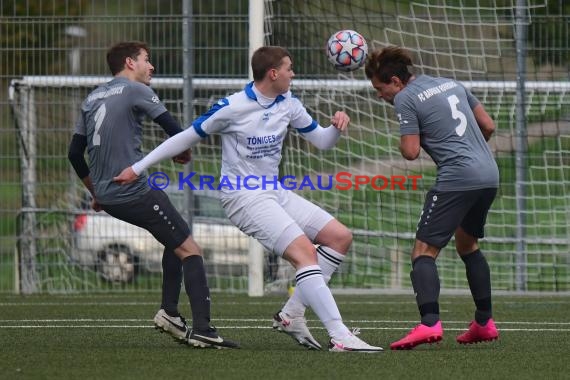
0, 293, 568, 380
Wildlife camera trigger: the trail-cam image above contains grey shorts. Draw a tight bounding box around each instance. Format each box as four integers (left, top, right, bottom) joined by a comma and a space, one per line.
415, 187, 497, 249
101, 189, 190, 250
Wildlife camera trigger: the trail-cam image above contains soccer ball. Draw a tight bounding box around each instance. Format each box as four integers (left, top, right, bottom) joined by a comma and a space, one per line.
326, 30, 368, 72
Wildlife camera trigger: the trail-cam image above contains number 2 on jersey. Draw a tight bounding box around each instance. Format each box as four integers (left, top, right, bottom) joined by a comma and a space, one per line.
92, 104, 106, 146
447, 95, 467, 136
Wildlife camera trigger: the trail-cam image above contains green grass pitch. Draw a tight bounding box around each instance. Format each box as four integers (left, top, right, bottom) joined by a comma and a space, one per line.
0, 293, 568, 380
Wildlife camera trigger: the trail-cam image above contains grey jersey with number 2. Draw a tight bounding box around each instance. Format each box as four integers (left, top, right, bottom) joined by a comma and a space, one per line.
74, 76, 167, 204
395, 75, 499, 191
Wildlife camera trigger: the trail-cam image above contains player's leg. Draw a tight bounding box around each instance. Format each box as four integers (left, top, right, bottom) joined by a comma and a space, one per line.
272, 191, 352, 348
282, 235, 382, 352
456, 228, 492, 325
314, 222, 352, 281
279, 191, 351, 318
282, 236, 347, 341
145, 193, 208, 343
455, 188, 499, 344
275, 190, 381, 351
167, 239, 237, 348
154, 234, 237, 348
103, 190, 238, 348
222, 190, 381, 352
389, 238, 445, 350
390, 189, 471, 350
101, 192, 190, 342
411, 240, 442, 327
153, 247, 187, 341
160, 248, 182, 317
222, 190, 322, 349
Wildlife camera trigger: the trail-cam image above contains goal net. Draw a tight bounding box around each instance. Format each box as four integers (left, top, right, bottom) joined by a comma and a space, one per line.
264, 0, 570, 293
8, 0, 569, 294
10, 75, 569, 294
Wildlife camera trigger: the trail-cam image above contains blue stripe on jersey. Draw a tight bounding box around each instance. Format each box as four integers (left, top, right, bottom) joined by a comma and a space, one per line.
244, 81, 286, 107
297, 119, 318, 134
244, 82, 257, 100
192, 98, 230, 137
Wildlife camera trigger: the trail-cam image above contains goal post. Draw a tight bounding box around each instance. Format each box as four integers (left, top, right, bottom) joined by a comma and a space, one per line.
9, 75, 570, 294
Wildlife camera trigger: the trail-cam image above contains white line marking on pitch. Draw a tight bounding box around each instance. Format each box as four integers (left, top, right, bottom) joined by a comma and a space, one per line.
0, 325, 568, 332
0, 318, 569, 332
0, 299, 568, 306
0, 318, 568, 325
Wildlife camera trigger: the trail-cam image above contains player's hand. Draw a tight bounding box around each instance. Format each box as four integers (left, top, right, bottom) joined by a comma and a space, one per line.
172, 149, 192, 164
91, 198, 102, 212
113, 167, 139, 185
331, 111, 350, 132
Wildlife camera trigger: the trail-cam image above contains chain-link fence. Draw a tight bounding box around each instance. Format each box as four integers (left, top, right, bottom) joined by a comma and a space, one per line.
1, 0, 569, 294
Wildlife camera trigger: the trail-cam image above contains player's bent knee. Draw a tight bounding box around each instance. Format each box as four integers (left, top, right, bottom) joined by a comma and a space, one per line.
456, 242, 479, 256
454, 228, 478, 255
411, 239, 440, 261
316, 220, 353, 251
283, 236, 318, 269
174, 236, 203, 259
339, 225, 353, 245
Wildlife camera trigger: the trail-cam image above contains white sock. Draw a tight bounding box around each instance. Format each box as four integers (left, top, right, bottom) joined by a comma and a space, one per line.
293, 265, 350, 339
282, 246, 345, 317
316, 246, 345, 283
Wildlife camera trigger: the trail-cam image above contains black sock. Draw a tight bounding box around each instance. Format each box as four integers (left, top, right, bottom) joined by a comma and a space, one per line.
161, 248, 182, 317
182, 255, 211, 331
461, 249, 492, 325
411, 256, 440, 327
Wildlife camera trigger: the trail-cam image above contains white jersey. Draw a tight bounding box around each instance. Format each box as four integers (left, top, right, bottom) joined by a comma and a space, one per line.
132, 82, 341, 193
129, 82, 343, 253
192, 82, 317, 191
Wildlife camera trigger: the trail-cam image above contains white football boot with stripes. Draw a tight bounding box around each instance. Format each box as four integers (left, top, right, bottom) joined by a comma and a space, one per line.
328, 329, 384, 353
272, 311, 322, 350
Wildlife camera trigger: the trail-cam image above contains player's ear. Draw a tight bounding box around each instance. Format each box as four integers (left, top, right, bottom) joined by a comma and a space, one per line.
269, 68, 278, 81
125, 56, 135, 70
391, 76, 404, 88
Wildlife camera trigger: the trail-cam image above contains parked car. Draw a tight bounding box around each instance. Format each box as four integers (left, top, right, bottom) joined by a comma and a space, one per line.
70, 188, 251, 282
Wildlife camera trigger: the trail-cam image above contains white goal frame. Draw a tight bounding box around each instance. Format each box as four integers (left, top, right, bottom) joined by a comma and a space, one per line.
9, 75, 570, 295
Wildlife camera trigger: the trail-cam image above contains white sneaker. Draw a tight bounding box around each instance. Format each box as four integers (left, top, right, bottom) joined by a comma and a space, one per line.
329, 329, 383, 353
153, 309, 189, 342
272, 311, 322, 350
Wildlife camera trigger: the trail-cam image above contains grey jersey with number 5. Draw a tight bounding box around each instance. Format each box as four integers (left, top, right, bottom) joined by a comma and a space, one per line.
74, 77, 167, 204
395, 75, 499, 191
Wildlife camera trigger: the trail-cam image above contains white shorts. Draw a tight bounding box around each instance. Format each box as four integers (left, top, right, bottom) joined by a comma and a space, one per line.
220, 188, 334, 256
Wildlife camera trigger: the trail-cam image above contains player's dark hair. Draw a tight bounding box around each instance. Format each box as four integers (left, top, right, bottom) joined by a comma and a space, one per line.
364, 46, 413, 84
106, 41, 150, 75
251, 46, 292, 81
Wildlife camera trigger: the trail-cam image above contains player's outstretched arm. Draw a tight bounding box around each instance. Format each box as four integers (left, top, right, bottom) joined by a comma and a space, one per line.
113, 127, 202, 185
301, 111, 349, 150
153, 111, 192, 164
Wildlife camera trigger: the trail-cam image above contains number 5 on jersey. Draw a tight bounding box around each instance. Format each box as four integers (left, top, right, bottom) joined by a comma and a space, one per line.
447, 95, 467, 137
93, 104, 107, 146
